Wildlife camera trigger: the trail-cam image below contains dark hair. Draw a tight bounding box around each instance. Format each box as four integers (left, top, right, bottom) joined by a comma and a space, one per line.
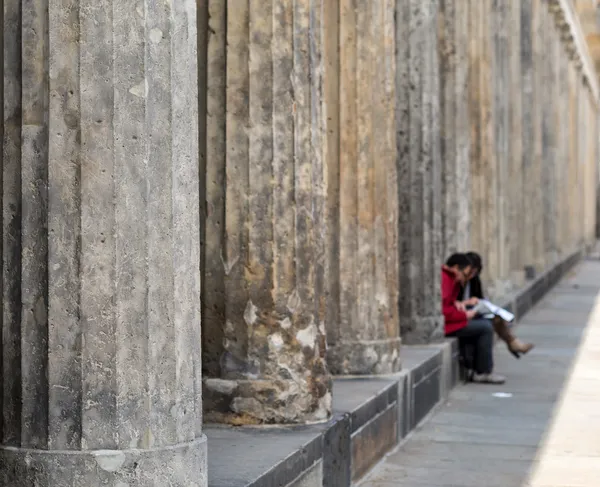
445, 253, 472, 270
466, 251, 483, 271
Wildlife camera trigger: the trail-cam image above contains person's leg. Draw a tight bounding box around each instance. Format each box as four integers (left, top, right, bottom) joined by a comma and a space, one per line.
492, 316, 535, 358
450, 319, 504, 384
452, 319, 493, 373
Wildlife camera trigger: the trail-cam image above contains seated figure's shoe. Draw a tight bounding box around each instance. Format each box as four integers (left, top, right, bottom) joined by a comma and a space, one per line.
508, 339, 534, 359
471, 373, 506, 384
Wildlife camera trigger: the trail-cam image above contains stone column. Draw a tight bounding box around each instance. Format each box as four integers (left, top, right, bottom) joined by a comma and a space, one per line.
521, 0, 537, 275
469, 0, 484, 262
568, 64, 580, 251
509, 0, 525, 287
555, 26, 569, 257
397, 0, 444, 344
541, 5, 558, 265
326, 0, 401, 374
202, 1, 332, 424
470, 0, 504, 294
439, 0, 471, 259
492, 0, 511, 295
532, 0, 546, 271
1, 0, 206, 485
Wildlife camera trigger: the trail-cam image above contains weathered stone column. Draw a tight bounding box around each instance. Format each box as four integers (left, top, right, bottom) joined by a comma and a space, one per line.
520, 0, 537, 275
508, 0, 525, 287
439, 0, 471, 258
202, 1, 332, 423
555, 24, 570, 258
325, 0, 401, 375
469, 0, 505, 294
532, 0, 547, 271
1, 0, 206, 485
397, 0, 444, 344
568, 63, 580, 251
492, 0, 512, 295
541, 5, 559, 265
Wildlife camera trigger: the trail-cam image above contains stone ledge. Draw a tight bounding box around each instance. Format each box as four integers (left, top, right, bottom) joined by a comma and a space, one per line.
205, 342, 458, 487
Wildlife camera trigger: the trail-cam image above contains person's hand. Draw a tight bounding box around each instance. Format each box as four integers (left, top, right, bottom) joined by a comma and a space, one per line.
455, 301, 466, 312
467, 297, 479, 306
466, 309, 477, 320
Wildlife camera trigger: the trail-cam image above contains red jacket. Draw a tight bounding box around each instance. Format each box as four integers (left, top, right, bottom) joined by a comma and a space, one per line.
441, 266, 468, 334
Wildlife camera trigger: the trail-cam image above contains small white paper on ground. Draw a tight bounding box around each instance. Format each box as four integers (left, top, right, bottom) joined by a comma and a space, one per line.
492, 392, 513, 398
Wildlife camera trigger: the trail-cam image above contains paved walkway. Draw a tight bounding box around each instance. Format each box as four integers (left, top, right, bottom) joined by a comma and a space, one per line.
361, 259, 600, 487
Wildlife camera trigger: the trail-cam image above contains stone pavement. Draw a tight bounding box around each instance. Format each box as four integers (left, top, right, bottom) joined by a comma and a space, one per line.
360, 259, 600, 487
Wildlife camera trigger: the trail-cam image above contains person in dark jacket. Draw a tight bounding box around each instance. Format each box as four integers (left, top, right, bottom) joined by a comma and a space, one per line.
442, 253, 505, 384
460, 251, 534, 358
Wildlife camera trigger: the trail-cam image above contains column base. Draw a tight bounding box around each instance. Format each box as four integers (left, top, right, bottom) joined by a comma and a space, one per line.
400, 315, 445, 345
327, 338, 401, 375
203, 377, 332, 425
0, 436, 207, 487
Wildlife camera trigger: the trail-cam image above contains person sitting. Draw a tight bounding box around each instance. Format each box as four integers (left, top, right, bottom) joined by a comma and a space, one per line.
460, 251, 534, 358
442, 253, 505, 384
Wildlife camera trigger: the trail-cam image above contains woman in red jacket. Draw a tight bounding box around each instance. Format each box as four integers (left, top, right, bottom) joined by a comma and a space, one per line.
442, 253, 505, 384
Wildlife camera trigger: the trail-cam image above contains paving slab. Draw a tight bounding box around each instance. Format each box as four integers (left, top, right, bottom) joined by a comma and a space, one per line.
360, 260, 600, 487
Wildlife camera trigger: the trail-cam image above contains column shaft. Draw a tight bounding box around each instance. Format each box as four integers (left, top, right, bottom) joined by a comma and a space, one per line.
439, 0, 471, 259
202, 1, 332, 424
326, 0, 401, 374
509, 0, 525, 286
397, 0, 444, 344
1, 0, 206, 485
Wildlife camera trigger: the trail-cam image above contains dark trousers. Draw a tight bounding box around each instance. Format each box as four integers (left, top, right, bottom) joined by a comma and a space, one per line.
448, 318, 494, 374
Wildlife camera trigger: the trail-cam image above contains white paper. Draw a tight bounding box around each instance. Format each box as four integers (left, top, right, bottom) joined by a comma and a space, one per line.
479, 299, 515, 323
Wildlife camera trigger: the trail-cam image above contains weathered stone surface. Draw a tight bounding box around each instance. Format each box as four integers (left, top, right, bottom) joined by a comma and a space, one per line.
1, 438, 208, 487
396, 0, 444, 344
325, 0, 401, 374
202, 1, 332, 424
439, 0, 471, 259
459, 0, 599, 300
1, 0, 206, 485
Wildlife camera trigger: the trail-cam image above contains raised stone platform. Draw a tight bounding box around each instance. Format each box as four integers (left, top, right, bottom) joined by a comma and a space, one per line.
206, 341, 457, 487
205, 249, 582, 487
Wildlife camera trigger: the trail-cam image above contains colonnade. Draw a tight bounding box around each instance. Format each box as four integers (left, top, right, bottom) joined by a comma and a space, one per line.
0, 0, 597, 485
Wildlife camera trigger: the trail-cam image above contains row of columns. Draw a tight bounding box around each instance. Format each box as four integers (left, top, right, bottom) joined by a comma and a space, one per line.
1, 0, 599, 485
443, 0, 600, 298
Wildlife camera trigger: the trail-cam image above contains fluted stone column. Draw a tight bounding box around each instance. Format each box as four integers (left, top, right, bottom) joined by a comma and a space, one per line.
397, 0, 444, 344
470, 0, 505, 294
439, 0, 471, 258
326, 0, 401, 374
521, 0, 537, 275
202, 1, 332, 424
532, 0, 546, 271
555, 26, 569, 257
1, 0, 206, 485
508, 0, 525, 287
541, 6, 559, 265
568, 63, 580, 251
492, 0, 512, 295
